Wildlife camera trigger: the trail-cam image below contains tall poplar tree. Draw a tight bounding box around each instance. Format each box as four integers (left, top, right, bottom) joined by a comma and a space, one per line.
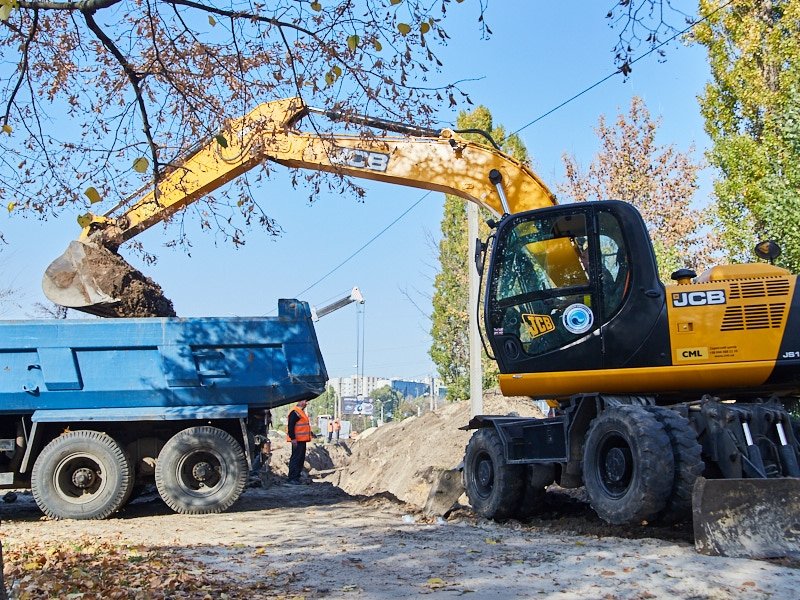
560, 96, 707, 280
429, 107, 528, 401
695, 0, 800, 270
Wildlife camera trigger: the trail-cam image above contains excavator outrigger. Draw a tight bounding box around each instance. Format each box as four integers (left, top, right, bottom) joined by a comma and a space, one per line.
43, 98, 800, 558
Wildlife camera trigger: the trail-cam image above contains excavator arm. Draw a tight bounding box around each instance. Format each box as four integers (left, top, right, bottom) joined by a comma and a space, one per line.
42, 97, 555, 317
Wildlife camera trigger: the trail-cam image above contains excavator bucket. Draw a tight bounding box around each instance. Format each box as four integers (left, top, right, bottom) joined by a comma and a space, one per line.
692, 477, 800, 559
42, 241, 176, 318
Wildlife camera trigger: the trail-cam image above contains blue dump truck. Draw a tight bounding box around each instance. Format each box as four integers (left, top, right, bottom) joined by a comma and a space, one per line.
0, 299, 327, 519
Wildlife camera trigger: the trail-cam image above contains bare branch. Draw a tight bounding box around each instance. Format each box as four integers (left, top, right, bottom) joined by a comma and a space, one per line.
82, 9, 161, 182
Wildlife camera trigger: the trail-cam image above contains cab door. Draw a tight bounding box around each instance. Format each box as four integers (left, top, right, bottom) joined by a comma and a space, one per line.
484, 201, 668, 376
484, 206, 604, 374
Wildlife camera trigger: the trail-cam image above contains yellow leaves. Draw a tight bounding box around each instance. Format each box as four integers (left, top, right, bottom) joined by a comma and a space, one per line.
4, 537, 273, 599
324, 65, 342, 86
0, 0, 17, 22
397, 23, 411, 36
390, 0, 402, 5
84, 186, 102, 204
373, 39, 382, 52
132, 156, 149, 173
208, 15, 216, 26
7, 201, 15, 213
484, 537, 501, 545
420, 22, 430, 35
426, 577, 446, 589
77, 213, 93, 228
1, 123, 11, 134
347, 34, 360, 52
311, 1, 322, 10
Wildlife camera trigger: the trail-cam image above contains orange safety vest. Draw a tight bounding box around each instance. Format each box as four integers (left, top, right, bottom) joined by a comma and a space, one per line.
327, 421, 334, 433
333, 420, 341, 431
287, 406, 312, 442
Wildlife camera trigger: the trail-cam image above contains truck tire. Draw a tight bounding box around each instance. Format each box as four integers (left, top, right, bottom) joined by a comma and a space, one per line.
464, 428, 524, 521
583, 405, 674, 525
31, 430, 132, 520
155, 426, 247, 515
645, 406, 704, 523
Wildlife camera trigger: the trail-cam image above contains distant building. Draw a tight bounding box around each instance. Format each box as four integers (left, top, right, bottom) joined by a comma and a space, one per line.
328, 375, 388, 399
329, 375, 442, 400
390, 379, 428, 399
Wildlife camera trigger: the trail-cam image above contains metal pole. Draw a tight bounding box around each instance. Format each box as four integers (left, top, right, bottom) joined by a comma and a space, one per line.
468, 202, 483, 417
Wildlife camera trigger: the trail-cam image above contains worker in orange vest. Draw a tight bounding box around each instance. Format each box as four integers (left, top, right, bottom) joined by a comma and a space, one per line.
286, 399, 312, 485
327, 419, 334, 443
333, 418, 341, 443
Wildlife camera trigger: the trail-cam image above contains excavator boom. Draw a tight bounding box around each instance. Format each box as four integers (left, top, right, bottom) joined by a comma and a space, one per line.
42, 98, 554, 316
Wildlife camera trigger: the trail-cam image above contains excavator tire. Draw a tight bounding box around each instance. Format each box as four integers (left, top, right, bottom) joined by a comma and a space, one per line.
583, 405, 674, 525
464, 428, 524, 521
644, 406, 704, 524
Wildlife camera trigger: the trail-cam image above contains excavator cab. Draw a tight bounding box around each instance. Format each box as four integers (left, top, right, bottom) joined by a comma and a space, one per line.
483, 201, 668, 385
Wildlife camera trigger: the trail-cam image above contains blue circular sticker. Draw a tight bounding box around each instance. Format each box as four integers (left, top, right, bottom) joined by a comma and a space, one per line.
562, 303, 594, 334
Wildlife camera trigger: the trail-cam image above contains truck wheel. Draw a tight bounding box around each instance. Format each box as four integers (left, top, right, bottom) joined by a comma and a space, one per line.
464, 428, 524, 521
645, 406, 704, 523
583, 405, 674, 525
31, 430, 132, 520
155, 426, 247, 515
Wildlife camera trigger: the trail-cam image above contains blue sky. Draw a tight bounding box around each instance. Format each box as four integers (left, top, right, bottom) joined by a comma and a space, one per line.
0, 1, 711, 380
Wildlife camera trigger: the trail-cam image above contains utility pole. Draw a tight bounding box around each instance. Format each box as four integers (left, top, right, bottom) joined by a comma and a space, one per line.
468, 202, 483, 417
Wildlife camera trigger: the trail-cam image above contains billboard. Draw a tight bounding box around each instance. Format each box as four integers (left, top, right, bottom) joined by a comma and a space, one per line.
342, 397, 374, 415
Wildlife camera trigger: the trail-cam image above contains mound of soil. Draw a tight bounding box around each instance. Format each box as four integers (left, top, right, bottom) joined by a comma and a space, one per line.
269, 395, 544, 507
44, 241, 175, 317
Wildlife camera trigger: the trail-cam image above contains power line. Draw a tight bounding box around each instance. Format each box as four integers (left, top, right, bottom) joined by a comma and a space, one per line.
293, 191, 432, 299
296, 1, 736, 298
508, 0, 735, 137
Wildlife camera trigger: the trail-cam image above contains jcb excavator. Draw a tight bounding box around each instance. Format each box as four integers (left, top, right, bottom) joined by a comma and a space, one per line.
42, 98, 800, 558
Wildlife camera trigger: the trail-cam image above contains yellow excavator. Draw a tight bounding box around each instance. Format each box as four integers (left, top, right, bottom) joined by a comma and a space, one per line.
42, 98, 800, 558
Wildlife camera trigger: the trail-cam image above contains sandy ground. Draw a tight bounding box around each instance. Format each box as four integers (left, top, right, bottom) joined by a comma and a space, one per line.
2, 483, 799, 599
2, 397, 800, 598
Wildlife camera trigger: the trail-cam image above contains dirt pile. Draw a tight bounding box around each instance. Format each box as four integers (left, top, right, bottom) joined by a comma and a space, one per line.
315, 395, 544, 508
44, 241, 176, 317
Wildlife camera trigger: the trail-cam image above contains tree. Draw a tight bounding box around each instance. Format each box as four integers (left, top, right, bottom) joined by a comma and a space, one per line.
0, 1, 480, 247
312, 385, 338, 418
429, 106, 528, 401
369, 384, 402, 422
694, 0, 800, 270
560, 96, 708, 280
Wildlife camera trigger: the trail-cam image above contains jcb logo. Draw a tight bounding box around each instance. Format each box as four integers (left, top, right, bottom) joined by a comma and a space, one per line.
522, 313, 555, 338
329, 148, 390, 172
676, 347, 708, 361
672, 290, 726, 307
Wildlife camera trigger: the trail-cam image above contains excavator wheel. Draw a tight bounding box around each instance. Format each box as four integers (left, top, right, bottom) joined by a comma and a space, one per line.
464, 428, 524, 521
583, 405, 674, 525
644, 406, 704, 524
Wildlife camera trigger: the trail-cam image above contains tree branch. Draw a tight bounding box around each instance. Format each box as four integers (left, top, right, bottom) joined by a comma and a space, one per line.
162, 0, 317, 37
82, 9, 161, 184
3, 8, 38, 128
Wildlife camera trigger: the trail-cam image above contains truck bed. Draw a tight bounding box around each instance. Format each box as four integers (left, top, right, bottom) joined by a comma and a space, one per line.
0, 299, 327, 414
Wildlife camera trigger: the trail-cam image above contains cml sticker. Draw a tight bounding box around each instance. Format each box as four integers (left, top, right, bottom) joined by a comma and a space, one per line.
562, 303, 594, 334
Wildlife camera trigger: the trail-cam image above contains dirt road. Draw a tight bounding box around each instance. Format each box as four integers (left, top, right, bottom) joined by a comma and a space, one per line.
2, 480, 799, 599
